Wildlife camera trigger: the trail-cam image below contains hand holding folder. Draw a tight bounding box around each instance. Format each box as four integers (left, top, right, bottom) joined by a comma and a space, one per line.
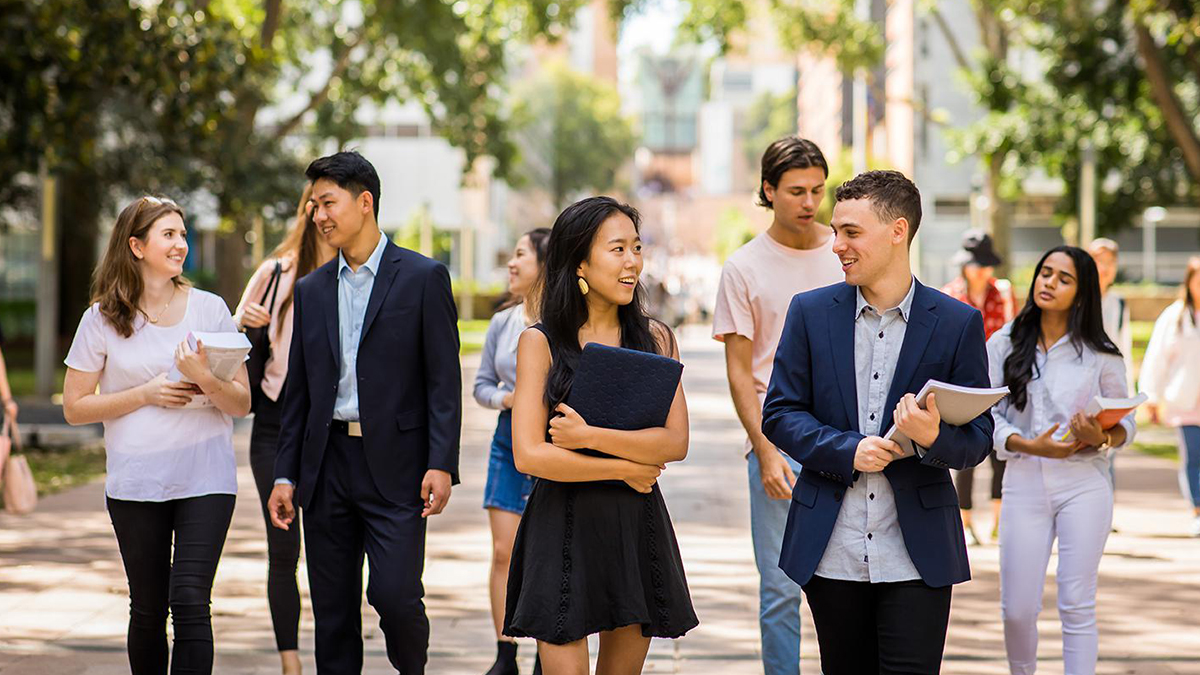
562, 342, 684, 459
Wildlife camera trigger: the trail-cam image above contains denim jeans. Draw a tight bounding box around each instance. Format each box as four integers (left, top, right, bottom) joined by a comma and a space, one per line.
747, 450, 804, 675
1178, 425, 1200, 508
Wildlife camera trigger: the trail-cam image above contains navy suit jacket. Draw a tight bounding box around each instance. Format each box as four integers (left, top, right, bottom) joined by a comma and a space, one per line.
275, 239, 462, 510
761, 280, 993, 588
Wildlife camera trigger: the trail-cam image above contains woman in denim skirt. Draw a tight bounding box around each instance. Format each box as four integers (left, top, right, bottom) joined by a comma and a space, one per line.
474, 227, 550, 675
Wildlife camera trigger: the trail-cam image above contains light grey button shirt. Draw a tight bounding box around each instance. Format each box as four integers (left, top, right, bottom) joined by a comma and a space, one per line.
333, 233, 389, 422
473, 304, 528, 410
814, 278, 923, 583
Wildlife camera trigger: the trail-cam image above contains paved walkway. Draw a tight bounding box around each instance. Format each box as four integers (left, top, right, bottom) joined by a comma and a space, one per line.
0, 326, 1197, 673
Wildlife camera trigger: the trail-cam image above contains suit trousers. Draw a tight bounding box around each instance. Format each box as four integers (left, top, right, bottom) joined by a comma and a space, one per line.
802, 575, 952, 675
304, 428, 429, 674
1000, 455, 1112, 675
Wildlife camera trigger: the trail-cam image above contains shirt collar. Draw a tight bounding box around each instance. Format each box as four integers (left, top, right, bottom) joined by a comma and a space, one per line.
855, 276, 917, 321
337, 231, 388, 278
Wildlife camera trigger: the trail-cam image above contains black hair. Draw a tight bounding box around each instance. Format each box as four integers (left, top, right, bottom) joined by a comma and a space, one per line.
538, 196, 668, 408
1002, 245, 1121, 411
305, 151, 382, 219
758, 136, 829, 208
834, 170, 923, 242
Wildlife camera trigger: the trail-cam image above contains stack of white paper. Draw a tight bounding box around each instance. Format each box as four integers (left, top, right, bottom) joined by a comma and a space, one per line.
883, 379, 1010, 457
167, 331, 252, 409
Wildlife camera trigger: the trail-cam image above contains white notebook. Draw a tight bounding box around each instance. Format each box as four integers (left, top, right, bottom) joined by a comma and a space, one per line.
167, 331, 252, 409
883, 379, 1009, 457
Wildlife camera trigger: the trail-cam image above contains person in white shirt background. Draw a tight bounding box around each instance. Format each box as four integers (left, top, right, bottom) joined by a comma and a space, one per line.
1087, 238, 1133, 502
1139, 255, 1200, 536
987, 245, 1135, 675
472, 227, 550, 675
62, 196, 252, 675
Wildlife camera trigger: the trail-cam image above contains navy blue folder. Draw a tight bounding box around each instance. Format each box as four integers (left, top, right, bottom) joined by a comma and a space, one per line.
566, 342, 683, 447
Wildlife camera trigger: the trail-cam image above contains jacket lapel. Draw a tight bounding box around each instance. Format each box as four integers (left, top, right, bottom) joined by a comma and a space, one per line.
879, 281, 939, 435
323, 265, 341, 368
828, 284, 860, 433
360, 241, 402, 343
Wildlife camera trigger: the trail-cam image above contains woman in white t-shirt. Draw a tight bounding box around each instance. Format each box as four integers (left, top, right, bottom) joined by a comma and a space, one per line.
62, 196, 251, 675
1140, 255, 1200, 536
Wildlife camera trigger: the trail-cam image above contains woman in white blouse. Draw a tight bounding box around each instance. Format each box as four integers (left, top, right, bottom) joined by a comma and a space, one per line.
473, 227, 549, 675
62, 196, 251, 675
987, 246, 1135, 675
1139, 255, 1200, 536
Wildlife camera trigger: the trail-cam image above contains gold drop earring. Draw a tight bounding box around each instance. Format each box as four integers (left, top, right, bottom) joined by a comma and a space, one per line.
577, 277, 590, 295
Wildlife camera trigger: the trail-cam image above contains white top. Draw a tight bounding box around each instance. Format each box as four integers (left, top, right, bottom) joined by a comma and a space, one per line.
986, 322, 1136, 469
65, 289, 239, 501
473, 305, 528, 410
1139, 300, 1200, 426
1099, 292, 1134, 392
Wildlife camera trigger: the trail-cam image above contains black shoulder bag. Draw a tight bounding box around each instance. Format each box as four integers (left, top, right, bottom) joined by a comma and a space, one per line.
245, 260, 282, 413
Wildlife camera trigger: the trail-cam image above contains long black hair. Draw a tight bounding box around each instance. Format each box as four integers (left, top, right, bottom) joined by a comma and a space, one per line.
1003, 245, 1120, 411
538, 196, 663, 408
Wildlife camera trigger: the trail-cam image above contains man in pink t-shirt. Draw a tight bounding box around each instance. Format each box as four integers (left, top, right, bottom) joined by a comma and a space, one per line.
713, 136, 843, 675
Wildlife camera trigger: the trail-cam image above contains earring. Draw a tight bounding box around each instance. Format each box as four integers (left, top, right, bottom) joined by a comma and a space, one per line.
577, 277, 590, 295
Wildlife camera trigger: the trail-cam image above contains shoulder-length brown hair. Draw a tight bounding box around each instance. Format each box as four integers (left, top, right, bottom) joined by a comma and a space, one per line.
91, 196, 190, 338
266, 183, 328, 334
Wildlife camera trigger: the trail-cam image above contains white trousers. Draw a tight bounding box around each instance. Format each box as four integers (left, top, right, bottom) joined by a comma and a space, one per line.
999, 456, 1113, 675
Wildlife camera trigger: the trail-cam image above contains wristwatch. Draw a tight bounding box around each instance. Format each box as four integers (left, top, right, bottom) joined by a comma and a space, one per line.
1097, 429, 1114, 452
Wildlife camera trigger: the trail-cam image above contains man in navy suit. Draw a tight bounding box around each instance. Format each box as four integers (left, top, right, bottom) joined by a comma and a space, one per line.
762, 170, 993, 674
267, 151, 461, 674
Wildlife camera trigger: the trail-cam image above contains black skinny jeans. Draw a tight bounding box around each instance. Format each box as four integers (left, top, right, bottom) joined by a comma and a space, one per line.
249, 389, 303, 651
107, 493, 236, 675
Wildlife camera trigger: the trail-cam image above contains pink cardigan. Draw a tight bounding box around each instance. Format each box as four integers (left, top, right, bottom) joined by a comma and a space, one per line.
234, 256, 298, 402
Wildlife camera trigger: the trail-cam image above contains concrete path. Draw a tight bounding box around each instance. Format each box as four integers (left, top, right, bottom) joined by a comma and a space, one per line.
0, 326, 1196, 673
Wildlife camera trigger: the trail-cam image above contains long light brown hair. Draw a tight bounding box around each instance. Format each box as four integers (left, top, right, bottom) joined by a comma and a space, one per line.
91, 196, 190, 338
1180, 255, 1200, 331
267, 183, 329, 334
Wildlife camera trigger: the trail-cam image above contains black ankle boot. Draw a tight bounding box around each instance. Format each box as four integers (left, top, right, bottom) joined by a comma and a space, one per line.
484, 640, 519, 675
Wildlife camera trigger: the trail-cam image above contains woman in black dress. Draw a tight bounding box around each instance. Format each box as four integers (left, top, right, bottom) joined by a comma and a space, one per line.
505, 196, 698, 674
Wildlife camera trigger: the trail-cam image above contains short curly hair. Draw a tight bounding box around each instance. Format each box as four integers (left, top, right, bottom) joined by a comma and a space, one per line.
834, 170, 922, 243
758, 136, 829, 209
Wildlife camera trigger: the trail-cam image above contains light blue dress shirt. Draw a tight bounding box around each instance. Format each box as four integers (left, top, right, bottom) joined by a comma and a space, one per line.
333, 233, 389, 422
814, 278, 923, 583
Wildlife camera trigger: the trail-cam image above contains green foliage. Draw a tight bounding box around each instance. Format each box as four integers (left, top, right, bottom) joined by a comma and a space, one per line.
742, 88, 799, 188
510, 62, 639, 208
655, 0, 882, 72
714, 207, 756, 264
950, 0, 1198, 234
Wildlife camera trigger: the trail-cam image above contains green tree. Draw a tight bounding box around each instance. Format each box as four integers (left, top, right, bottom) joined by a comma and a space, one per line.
509, 62, 638, 209
2, 0, 595, 326
951, 0, 1199, 238
742, 87, 799, 189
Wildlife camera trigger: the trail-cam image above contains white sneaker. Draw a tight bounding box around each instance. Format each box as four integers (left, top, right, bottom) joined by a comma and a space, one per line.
1190, 516, 1200, 537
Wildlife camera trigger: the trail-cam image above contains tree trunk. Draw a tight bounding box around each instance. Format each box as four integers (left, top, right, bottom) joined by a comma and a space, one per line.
1135, 23, 1200, 183
984, 152, 1012, 279
214, 201, 251, 310
56, 164, 102, 345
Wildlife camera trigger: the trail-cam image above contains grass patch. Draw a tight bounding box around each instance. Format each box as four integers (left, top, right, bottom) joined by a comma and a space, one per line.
7, 367, 65, 398
459, 319, 490, 356
1134, 441, 1178, 462
2, 444, 107, 503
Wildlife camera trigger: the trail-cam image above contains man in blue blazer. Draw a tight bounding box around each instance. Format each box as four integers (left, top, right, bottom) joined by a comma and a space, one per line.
762, 171, 993, 674
267, 152, 461, 674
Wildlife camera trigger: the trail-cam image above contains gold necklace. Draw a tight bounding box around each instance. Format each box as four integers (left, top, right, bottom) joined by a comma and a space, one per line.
147, 285, 178, 324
